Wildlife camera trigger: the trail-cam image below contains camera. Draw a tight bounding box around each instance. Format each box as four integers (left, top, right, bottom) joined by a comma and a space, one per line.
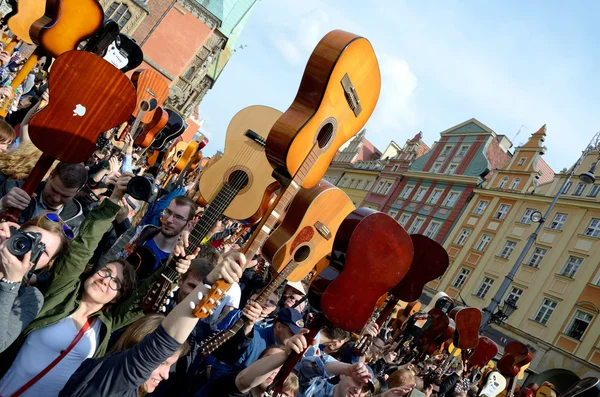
127, 175, 160, 203
7, 227, 46, 267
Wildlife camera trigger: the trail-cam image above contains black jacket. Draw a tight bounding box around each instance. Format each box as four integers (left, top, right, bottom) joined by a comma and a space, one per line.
0, 180, 85, 236
59, 324, 182, 397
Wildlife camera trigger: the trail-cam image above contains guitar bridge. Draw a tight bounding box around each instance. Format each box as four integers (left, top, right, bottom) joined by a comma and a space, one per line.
245, 129, 266, 146
145, 88, 156, 97
314, 221, 331, 240
341, 74, 362, 117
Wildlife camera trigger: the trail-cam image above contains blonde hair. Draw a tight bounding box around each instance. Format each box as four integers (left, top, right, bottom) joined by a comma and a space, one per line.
0, 142, 42, 180
388, 368, 416, 388
0, 119, 15, 144
283, 372, 299, 395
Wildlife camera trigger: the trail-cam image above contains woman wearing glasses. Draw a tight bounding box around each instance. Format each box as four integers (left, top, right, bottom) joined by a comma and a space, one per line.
0, 173, 196, 397
0, 213, 71, 353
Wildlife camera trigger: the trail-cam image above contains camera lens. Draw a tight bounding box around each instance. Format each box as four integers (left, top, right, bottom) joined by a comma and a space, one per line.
127, 176, 153, 201
7, 235, 33, 256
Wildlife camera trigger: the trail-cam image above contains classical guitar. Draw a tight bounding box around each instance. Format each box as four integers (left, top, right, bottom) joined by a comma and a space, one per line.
197, 180, 355, 355
197, 105, 281, 224
134, 106, 169, 148
191, 28, 380, 320
130, 69, 169, 124
150, 109, 185, 151
0, 0, 103, 117
394, 301, 422, 336
266, 29, 380, 189
103, 33, 144, 73
111, 99, 158, 154
497, 341, 533, 397
1, 51, 136, 220
6, 0, 46, 44
479, 371, 508, 397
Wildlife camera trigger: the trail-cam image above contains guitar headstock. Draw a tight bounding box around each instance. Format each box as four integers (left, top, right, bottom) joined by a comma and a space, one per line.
191, 279, 231, 319
142, 277, 175, 313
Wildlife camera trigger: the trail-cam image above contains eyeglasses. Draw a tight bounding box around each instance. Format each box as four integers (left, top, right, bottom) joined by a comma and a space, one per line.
98, 267, 122, 291
43, 212, 74, 239
162, 208, 189, 223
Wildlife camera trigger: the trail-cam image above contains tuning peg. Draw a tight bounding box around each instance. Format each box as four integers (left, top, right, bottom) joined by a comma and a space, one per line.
165, 299, 170, 305
160, 305, 166, 312
189, 301, 196, 310
208, 309, 214, 315
168, 291, 174, 298
172, 285, 179, 291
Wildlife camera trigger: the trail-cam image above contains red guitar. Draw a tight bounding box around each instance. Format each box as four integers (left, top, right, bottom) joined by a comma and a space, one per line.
497, 341, 533, 397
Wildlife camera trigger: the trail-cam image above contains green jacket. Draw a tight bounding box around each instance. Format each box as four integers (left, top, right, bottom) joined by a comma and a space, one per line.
0, 199, 163, 377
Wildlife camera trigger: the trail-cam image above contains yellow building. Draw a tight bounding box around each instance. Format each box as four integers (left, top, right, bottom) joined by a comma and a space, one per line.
336, 160, 385, 207
431, 126, 600, 380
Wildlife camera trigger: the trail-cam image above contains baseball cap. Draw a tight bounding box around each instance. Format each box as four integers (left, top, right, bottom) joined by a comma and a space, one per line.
285, 280, 306, 295
276, 308, 305, 334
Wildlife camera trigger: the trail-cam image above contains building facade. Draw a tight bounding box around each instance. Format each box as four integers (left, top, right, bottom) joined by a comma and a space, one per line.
433, 126, 600, 379
324, 129, 381, 185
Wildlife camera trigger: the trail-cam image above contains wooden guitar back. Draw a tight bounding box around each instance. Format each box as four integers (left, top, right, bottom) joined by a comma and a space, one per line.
262, 181, 355, 282
497, 341, 533, 377
319, 208, 412, 331
31, 0, 103, 58
266, 30, 381, 189
175, 141, 199, 173
469, 336, 499, 368
199, 105, 282, 223
131, 69, 169, 123
7, 0, 46, 43
28, 51, 136, 162
135, 107, 169, 148
453, 307, 482, 349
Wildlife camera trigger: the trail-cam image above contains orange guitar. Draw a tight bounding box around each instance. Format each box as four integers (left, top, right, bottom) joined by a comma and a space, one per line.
134, 107, 169, 148
7, 0, 46, 44
130, 69, 169, 124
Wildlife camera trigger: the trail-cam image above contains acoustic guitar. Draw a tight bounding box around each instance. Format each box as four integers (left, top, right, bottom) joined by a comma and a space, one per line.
150, 109, 185, 151
134, 106, 169, 148
191, 28, 381, 320
6, 0, 46, 44
197, 180, 355, 355
197, 105, 281, 224
497, 341, 533, 397
130, 69, 169, 124
2, 51, 136, 220
560, 378, 600, 397
469, 336, 499, 370
265, 29, 381, 189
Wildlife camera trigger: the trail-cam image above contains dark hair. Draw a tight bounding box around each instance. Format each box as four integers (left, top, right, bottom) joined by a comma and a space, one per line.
172, 195, 198, 220
83, 259, 137, 308
184, 258, 214, 281
196, 243, 220, 266
53, 162, 88, 189
321, 326, 351, 342
0, 119, 16, 144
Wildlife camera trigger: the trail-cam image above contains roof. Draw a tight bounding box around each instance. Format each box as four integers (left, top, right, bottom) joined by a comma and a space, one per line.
196, 0, 224, 23
439, 118, 497, 136
535, 157, 555, 185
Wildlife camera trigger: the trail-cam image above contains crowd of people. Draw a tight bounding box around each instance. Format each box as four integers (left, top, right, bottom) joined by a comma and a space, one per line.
0, 42, 476, 397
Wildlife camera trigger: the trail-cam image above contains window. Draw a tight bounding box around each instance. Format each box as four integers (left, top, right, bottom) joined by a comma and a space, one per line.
566, 311, 593, 340
443, 192, 459, 207
473, 200, 489, 215
446, 164, 458, 174
106, 3, 132, 29
507, 287, 524, 304
452, 268, 471, 289
183, 66, 196, 80
573, 183, 586, 196
455, 229, 471, 246
431, 162, 443, 173
340, 178, 348, 187
365, 180, 373, 191
527, 247, 547, 268
475, 277, 494, 298
374, 181, 385, 193
441, 145, 453, 156
584, 219, 600, 238
398, 214, 411, 227
561, 256, 583, 278
561, 182, 573, 194
518, 157, 526, 166
414, 187, 428, 202
498, 177, 509, 189
549, 213, 568, 230
408, 217, 425, 234
400, 185, 414, 199
388, 210, 399, 218
588, 185, 600, 197
495, 204, 510, 220
391, 165, 400, 172
534, 298, 558, 325
457, 145, 469, 157
510, 178, 521, 190
499, 241, 517, 259
475, 234, 492, 252
520, 208, 537, 224
424, 222, 441, 238
427, 190, 442, 204
381, 182, 393, 195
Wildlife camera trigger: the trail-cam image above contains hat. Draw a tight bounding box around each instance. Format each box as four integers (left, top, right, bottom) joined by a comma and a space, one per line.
276, 308, 305, 334
285, 280, 306, 295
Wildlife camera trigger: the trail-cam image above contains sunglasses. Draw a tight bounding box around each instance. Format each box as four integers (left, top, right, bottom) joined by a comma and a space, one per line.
44, 212, 74, 239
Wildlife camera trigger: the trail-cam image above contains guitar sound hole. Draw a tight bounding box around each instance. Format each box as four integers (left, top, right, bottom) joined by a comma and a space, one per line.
227, 170, 249, 190
316, 122, 335, 149
293, 245, 311, 262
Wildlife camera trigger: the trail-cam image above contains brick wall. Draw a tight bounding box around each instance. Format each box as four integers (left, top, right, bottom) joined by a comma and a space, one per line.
131, 0, 175, 44
484, 137, 512, 180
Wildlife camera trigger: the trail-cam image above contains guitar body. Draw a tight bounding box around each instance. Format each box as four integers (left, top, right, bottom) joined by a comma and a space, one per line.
536, 386, 556, 397
262, 181, 354, 282
174, 141, 199, 174
454, 307, 482, 350
83, 19, 120, 57
134, 107, 169, 148
198, 105, 281, 223
266, 29, 381, 189
103, 33, 144, 73
480, 371, 508, 397
418, 308, 449, 350
497, 341, 533, 378
424, 291, 454, 313
130, 69, 169, 123
560, 378, 600, 397
317, 208, 413, 331
150, 109, 185, 150
29, 51, 136, 162
30, 0, 104, 58
7, 0, 47, 44
395, 301, 421, 330
469, 336, 499, 368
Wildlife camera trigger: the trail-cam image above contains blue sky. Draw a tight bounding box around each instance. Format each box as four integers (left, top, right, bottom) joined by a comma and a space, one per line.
198, 0, 600, 172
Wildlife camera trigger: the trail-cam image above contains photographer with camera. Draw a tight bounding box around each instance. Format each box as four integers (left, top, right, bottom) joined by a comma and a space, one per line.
0, 213, 71, 353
